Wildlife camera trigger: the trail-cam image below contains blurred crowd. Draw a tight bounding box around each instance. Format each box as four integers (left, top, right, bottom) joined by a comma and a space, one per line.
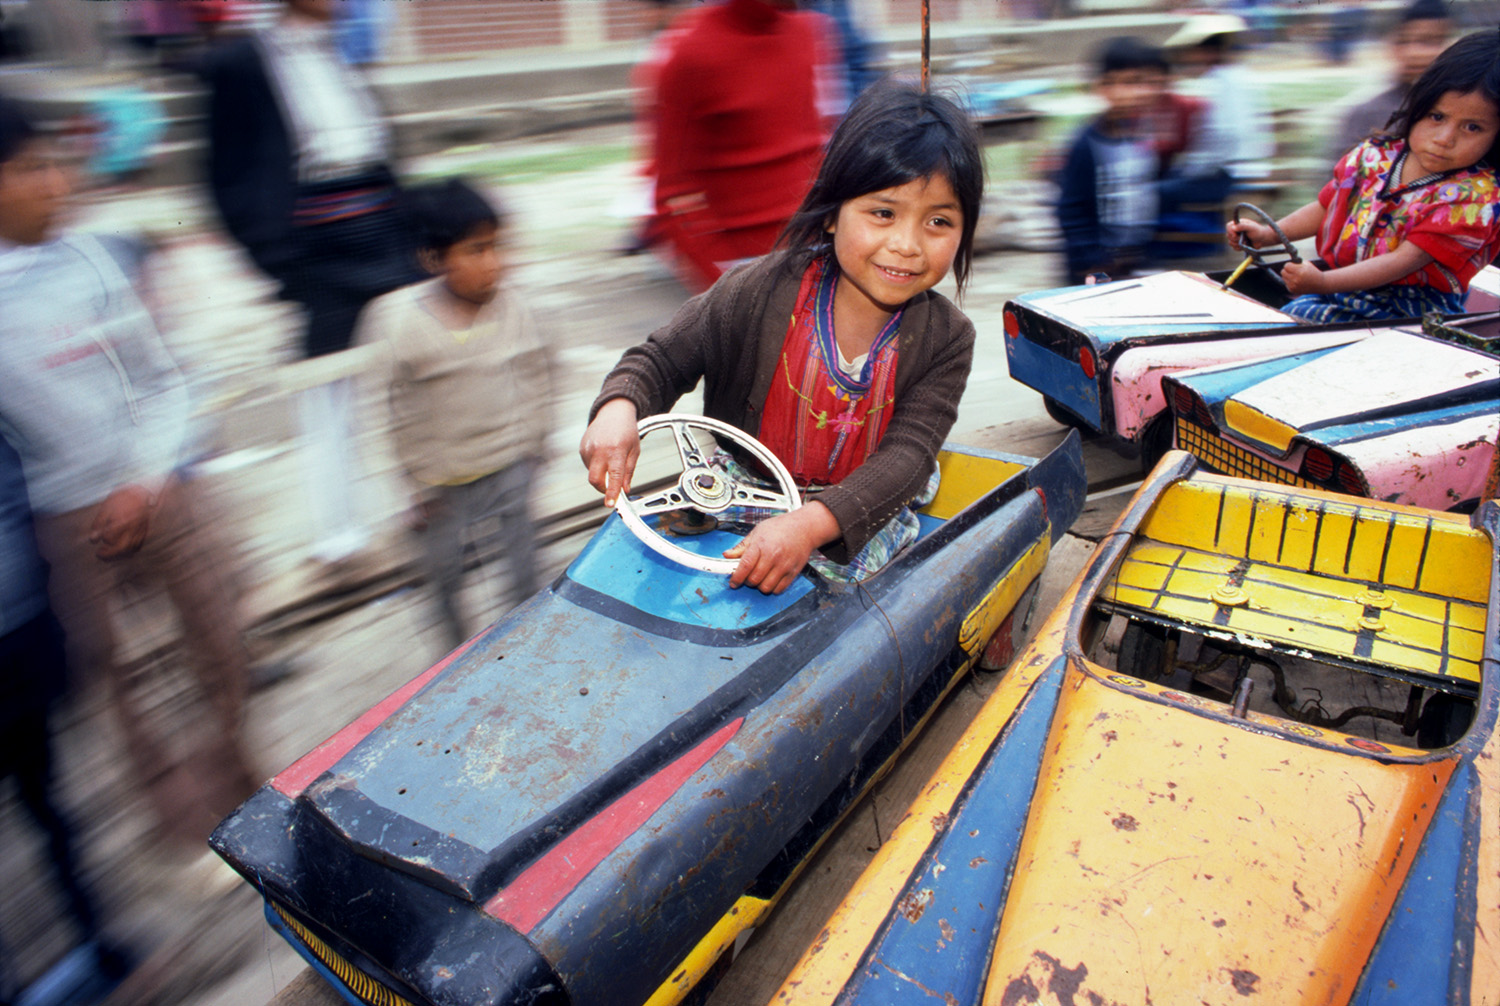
0, 0, 1495, 1004
1054, 0, 1480, 286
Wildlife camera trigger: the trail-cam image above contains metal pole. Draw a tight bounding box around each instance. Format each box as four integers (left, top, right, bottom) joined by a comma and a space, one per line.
921, 0, 930, 91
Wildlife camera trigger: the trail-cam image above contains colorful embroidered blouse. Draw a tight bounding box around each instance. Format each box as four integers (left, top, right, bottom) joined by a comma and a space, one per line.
1316, 138, 1500, 294
757, 259, 902, 486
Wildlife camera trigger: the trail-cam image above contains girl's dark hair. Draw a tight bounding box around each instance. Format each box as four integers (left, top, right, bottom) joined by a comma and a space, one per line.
779, 79, 985, 296
0, 92, 38, 166
403, 177, 503, 253
1386, 29, 1500, 167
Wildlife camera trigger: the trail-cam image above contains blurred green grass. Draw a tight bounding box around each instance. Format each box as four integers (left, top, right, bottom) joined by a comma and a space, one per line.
414, 142, 635, 183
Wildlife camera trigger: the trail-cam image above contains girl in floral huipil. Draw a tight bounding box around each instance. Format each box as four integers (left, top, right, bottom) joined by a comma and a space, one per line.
1228, 30, 1500, 322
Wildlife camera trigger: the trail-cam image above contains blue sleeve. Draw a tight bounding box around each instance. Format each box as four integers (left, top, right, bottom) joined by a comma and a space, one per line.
0, 435, 48, 635
1056, 127, 1104, 280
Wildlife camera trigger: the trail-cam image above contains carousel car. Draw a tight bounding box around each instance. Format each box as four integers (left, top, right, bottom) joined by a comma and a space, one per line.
209, 416, 1086, 1006
1002, 220, 1500, 466
771, 453, 1500, 1006
1165, 310, 1499, 512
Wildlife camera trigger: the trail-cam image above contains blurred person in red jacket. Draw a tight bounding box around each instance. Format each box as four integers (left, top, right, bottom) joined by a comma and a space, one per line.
647, 0, 842, 291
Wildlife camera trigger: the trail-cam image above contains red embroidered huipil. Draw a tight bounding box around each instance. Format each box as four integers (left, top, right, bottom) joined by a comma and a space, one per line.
758, 260, 902, 486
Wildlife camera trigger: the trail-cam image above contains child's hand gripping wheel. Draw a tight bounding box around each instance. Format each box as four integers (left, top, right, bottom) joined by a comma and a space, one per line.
613, 414, 801, 574
1225, 201, 1301, 289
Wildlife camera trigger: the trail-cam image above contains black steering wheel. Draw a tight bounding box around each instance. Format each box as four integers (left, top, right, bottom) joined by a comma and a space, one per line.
1228, 202, 1301, 288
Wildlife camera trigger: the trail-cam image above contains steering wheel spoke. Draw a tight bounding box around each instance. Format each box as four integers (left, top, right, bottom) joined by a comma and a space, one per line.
669, 421, 711, 469
734, 484, 797, 510
633, 485, 689, 516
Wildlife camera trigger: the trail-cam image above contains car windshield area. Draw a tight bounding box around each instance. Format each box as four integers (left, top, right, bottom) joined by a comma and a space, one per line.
1080, 476, 1491, 751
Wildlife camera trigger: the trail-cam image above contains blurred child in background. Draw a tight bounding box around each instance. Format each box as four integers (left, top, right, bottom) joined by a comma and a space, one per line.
1327, 0, 1454, 160
1056, 36, 1162, 284
361, 179, 554, 650
1228, 30, 1500, 322
0, 93, 259, 848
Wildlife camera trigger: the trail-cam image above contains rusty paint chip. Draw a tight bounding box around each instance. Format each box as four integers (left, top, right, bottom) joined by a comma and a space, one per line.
1227, 968, 1260, 996
896, 888, 934, 923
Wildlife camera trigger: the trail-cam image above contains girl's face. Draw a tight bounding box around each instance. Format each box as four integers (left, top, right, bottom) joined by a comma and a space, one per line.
1407, 89, 1499, 176
826, 173, 963, 320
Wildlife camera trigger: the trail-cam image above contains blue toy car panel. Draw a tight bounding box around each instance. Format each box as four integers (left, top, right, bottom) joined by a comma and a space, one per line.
325, 595, 789, 853
834, 655, 1066, 1006
1003, 329, 1102, 428
1350, 760, 1475, 1004
567, 515, 813, 631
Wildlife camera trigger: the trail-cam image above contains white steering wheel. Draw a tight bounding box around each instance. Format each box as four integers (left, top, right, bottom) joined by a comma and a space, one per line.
614, 414, 801, 574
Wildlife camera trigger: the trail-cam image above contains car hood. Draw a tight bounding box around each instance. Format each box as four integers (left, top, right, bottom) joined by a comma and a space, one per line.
987, 664, 1453, 1003
1015, 270, 1297, 350
1178, 329, 1500, 457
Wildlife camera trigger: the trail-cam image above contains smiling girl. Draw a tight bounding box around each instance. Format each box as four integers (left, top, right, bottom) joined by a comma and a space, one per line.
1227, 29, 1500, 322
580, 81, 984, 594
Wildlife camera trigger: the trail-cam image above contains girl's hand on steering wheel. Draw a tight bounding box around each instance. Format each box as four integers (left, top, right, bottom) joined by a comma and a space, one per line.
580, 398, 641, 507
723, 502, 840, 595
1279, 260, 1327, 295
1226, 219, 1275, 251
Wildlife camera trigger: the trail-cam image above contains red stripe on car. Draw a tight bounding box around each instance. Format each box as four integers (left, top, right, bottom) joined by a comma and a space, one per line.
485, 717, 744, 933
270, 641, 477, 798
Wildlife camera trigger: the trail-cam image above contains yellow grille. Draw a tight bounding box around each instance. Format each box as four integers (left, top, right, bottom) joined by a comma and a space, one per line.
1176, 418, 1317, 490
270, 902, 416, 1006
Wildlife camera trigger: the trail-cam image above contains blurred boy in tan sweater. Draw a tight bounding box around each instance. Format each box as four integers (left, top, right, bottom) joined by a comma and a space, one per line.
361, 179, 554, 649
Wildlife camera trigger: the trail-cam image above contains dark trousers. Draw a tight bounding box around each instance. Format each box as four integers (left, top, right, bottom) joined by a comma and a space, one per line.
278, 173, 422, 358
0, 613, 101, 946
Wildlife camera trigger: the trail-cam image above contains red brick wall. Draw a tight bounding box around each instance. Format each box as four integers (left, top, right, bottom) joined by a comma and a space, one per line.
409, 0, 566, 57
402, 1, 986, 59
407, 0, 666, 57
880, 0, 975, 27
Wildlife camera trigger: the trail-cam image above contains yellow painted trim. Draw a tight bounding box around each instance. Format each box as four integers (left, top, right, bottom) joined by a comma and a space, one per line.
1138, 477, 1491, 603
1473, 714, 1500, 1002
270, 902, 415, 1006
770, 582, 1085, 1005
642, 896, 774, 1006
1100, 541, 1485, 684
922, 450, 1026, 521
959, 537, 1051, 657
1223, 398, 1298, 452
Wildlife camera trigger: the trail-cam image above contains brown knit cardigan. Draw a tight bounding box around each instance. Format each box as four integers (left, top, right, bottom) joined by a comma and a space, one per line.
590, 250, 975, 562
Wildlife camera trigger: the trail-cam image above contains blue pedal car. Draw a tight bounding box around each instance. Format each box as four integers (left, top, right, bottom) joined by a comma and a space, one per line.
210, 418, 1086, 1006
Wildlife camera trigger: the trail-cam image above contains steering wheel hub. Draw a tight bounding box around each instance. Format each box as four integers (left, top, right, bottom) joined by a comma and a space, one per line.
682, 468, 734, 510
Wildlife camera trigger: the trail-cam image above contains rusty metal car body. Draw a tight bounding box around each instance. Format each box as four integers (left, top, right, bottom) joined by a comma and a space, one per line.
210, 432, 1086, 1006
1003, 264, 1500, 466
771, 454, 1500, 1006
